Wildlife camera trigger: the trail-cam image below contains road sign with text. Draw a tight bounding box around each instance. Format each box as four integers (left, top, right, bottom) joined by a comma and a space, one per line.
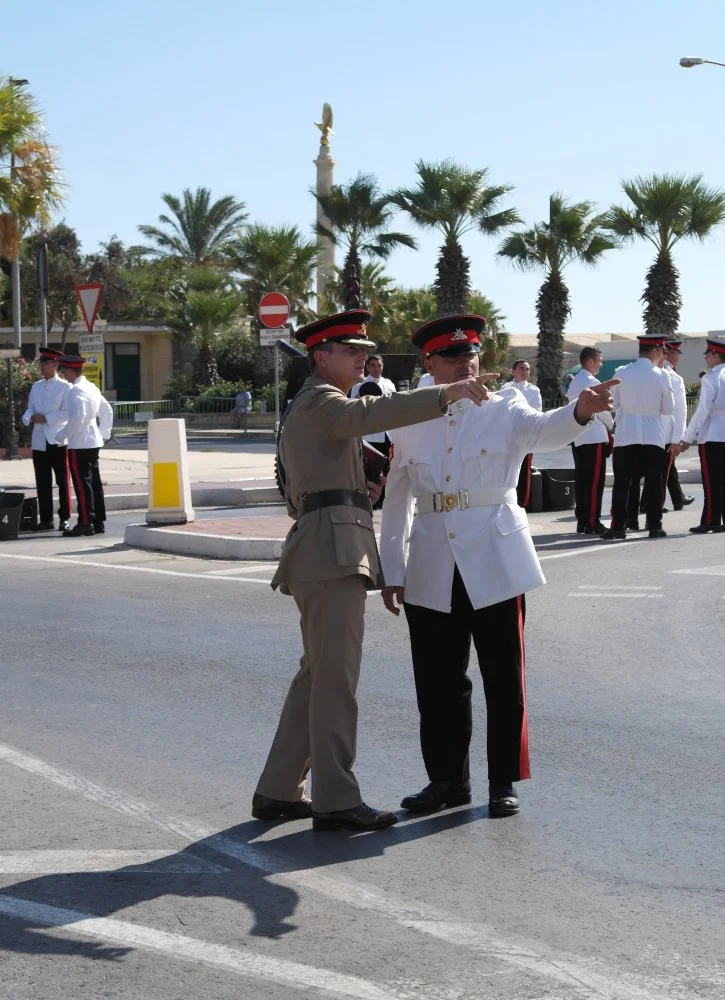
259, 327, 291, 347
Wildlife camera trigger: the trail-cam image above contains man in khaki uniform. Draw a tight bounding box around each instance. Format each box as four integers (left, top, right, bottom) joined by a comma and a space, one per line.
252, 309, 494, 831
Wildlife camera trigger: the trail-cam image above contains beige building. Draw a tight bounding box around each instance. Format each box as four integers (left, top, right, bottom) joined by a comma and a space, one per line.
14, 320, 173, 400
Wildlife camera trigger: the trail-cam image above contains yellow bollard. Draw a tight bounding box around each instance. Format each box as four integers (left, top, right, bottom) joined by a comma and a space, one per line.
146, 419, 195, 525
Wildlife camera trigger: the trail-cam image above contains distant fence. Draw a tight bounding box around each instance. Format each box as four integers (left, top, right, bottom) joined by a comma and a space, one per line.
110, 397, 276, 435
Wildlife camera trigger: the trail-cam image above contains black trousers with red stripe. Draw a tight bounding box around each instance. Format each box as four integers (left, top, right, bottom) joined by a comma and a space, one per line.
403, 567, 529, 786
611, 445, 665, 531
32, 445, 71, 523
698, 441, 725, 527
516, 453, 533, 508
633, 444, 683, 515
572, 442, 606, 528
68, 447, 106, 527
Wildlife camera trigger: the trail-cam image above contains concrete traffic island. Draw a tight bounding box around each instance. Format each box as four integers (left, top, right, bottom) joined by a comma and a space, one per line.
125, 512, 294, 560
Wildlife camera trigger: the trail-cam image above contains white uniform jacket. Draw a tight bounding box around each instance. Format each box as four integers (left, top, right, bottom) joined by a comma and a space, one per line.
683, 363, 725, 444
611, 358, 674, 448
381, 395, 589, 613
58, 376, 114, 449
21, 376, 70, 451
417, 372, 435, 388
566, 370, 613, 445
351, 375, 397, 443
663, 363, 687, 445
511, 380, 542, 411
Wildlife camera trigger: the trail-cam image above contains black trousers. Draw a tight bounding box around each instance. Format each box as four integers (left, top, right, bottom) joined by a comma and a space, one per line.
572, 442, 606, 529
634, 444, 683, 514
32, 445, 71, 523
698, 441, 725, 527
516, 453, 533, 508
403, 568, 529, 785
612, 445, 665, 531
68, 448, 106, 527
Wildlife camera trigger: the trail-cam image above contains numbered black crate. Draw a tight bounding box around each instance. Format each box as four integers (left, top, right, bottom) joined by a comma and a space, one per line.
541, 469, 575, 511
0, 491, 25, 541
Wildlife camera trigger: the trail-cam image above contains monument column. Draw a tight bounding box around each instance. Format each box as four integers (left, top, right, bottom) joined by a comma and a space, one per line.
314, 103, 336, 304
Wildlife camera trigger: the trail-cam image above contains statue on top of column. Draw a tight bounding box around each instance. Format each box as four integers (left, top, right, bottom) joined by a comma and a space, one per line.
315, 103, 334, 147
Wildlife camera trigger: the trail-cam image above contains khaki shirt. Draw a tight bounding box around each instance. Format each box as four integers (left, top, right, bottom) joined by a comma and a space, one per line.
271, 376, 444, 593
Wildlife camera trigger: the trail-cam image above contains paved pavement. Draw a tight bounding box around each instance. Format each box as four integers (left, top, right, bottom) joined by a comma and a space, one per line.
0, 508, 722, 998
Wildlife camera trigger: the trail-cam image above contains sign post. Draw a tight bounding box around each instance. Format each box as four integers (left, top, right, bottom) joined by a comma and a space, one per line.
258, 293, 291, 428
75, 284, 104, 391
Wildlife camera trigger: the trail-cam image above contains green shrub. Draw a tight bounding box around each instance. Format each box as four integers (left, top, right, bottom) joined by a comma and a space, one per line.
0, 358, 41, 446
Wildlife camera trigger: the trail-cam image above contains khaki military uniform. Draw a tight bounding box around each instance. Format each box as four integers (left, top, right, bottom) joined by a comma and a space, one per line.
256, 376, 444, 812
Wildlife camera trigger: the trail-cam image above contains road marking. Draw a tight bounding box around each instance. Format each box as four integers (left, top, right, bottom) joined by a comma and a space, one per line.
0, 896, 406, 1000
0, 740, 683, 1000
574, 585, 663, 590
0, 849, 229, 874
205, 564, 275, 576
669, 566, 725, 576
538, 541, 636, 561
567, 593, 663, 598
0, 553, 271, 584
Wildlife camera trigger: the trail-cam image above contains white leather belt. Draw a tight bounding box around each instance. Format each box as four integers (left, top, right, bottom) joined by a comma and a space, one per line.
415, 487, 517, 514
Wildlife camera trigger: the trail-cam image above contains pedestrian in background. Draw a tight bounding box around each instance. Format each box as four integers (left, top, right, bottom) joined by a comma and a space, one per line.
567, 347, 612, 534
235, 383, 252, 432
508, 360, 542, 509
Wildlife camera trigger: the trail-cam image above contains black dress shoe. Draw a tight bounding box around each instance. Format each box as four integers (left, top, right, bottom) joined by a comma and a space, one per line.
626, 521, 640, 532
400, 780, 472, 812
312, 802, 398, 831
677, 496, 695, 508
62, 524, 95, 537
488, 782, 520, 818
576, 523, 586, 534
32, 521, 54, 532
252, 793, 312, 821
94, 523, 106, 534
689, 524, 725, 534
583, 521, 608, 535
661, 507, 670, 514
648, 528, 667, 539
601, 528, 626, 540
58, 520, 70, 532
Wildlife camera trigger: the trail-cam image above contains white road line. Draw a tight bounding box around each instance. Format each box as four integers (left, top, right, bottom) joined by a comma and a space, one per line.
567, 593, 663, 599
0, 896, 405, 1000
0, 740, 681, 1000
0, 553, 271, 584
0, 849, 229, 874
205, 564, 275, 576
538, 542, 635, 561
669, 566, 725, 576
575, 585, 663, 590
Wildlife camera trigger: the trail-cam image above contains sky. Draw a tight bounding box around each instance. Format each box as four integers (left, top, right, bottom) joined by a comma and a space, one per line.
5, 0, 725, 334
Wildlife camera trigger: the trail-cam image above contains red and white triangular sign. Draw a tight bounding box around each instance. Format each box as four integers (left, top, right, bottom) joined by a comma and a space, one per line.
75, 283, 104, 333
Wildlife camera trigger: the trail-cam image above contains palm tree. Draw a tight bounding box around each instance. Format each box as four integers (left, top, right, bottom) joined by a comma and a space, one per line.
498, 193, 616, 400
226, 223, 319, 385
314, 172, 416, 308
164, 268, 243, 386
469, 291, 509, 374
605, 173, 725, 336
134, 187, 247, 266
0, 75, 64, 262
392, 160, 520, 317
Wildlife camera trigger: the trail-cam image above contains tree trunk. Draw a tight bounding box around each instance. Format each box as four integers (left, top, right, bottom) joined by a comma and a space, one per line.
642, 250, 681, 336
535, 272, 570, 402
433, 240, 471, 317
192, 343, 219, 387
342, 248, 362, 308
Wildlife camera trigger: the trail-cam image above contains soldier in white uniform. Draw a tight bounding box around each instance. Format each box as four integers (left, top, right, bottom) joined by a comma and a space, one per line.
671, 336, 725, 533
379, 315, 617, 818
602, 334, 674, 540
351, 354, 397, 458
21, 347, 72, 531
506, 361, 543, 508
57, 355, 114, 537
636, 339, 693, 518
566, 347, 613, 533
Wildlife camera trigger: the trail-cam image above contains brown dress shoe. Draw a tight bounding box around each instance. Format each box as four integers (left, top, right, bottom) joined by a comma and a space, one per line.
312, 802, 398, 831
252, 793, 312, 821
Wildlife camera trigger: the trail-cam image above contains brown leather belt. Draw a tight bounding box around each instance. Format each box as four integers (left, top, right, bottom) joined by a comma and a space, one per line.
298, 489, 372, 517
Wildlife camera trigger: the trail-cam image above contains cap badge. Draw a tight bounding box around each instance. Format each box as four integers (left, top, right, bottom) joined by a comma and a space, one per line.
451, 329, 467, 342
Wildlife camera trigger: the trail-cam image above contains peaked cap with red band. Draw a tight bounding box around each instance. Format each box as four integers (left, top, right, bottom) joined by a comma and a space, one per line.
412, 314, 487, 358
37, 347, 63, 361
665, 339, 683, 351
58, 354, 85, 369
295, 310, 376, 351
637, 333, 667, 349
705, 336, 725, 356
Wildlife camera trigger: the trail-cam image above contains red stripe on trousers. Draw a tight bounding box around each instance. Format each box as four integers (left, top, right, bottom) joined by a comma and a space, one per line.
65, 450, 73, 517
516, 595, 531, 780
69, 450, 88, 524
522, 454, 532, 508
699, 444, 713, 525
589, 443, 603, 528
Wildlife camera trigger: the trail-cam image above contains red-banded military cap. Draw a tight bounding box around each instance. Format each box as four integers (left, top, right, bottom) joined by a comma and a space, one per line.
705, 336, 725, 356
665, 339, 683, 352
58, 354, 85, 369
37, 347, 63, 362
637, 333, 668, 348
294, 310, 376, 351
412, 315, 487, 358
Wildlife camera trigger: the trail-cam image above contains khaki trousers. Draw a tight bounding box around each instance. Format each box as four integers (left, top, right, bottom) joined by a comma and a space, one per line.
255, 574, 367, 812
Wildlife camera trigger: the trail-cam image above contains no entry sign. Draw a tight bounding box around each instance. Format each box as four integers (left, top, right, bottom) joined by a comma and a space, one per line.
258, 291, 290, 329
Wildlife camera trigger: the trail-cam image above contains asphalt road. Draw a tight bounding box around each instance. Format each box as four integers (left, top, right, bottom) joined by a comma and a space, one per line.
0, 502, 723, 1000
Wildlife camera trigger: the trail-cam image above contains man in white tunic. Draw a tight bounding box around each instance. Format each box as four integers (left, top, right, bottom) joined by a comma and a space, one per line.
21, 347, 71, 531
566, 347, 613, 534
379, 315, 617, 818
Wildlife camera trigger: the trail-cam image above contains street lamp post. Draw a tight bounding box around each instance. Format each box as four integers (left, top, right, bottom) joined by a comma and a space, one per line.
3, 77, 29, 461
679, 56, 725, 69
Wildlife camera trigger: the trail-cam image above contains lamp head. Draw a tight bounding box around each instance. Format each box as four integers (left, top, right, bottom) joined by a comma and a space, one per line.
680, 57, 704, 68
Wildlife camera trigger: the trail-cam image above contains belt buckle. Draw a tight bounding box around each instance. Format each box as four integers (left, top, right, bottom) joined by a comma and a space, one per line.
442, 493, 458, 512
431, 492, 444, 512
457, 489, 469, 510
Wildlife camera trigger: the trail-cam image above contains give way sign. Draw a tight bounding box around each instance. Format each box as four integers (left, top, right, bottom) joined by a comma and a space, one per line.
258, 291, 290, 329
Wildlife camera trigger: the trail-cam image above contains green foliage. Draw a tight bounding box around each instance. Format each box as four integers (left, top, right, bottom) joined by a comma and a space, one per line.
255, 381, 287, 410
214, 324, 258, 384
134, 187, 248, 266
0, 358, 40, 445
226, 223, 318, 323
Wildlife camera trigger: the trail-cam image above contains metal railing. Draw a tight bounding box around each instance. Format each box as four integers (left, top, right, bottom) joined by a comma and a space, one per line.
110, 399, 176, 435
177, 396, 276, 429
